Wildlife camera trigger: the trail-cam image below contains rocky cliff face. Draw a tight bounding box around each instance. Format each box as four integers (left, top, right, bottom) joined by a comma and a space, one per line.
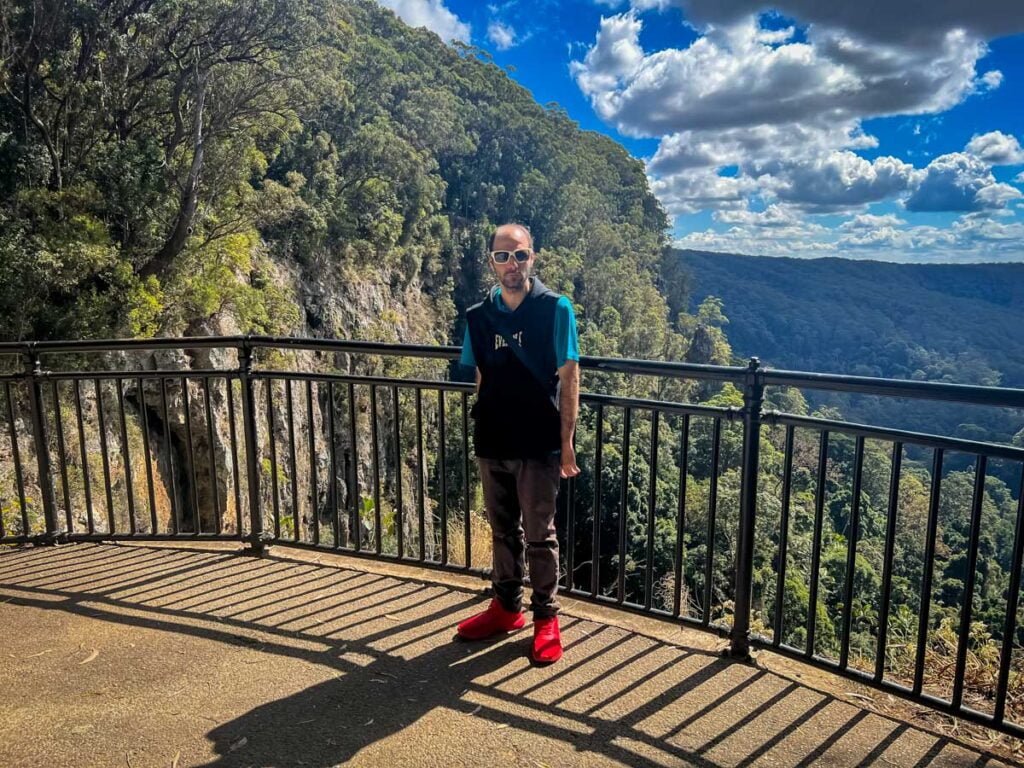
1, 250, 460, 557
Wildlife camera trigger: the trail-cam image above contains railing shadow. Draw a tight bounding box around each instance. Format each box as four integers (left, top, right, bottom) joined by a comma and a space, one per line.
0, 543, 1006, 767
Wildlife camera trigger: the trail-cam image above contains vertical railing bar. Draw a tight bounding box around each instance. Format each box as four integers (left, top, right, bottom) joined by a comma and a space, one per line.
393, 387, 405, 561
806, 429, 829, 655
95, 379, 116, 535
225, 377, 243, 537
952, 453, 987, 710
238, 342, 265, 553
202, 376, 221, 535
115, 378, 137, 536
265, 379, 282, 540
913, 448, 944, 696
137, 378, 158, 534
591, 403, 605, 598
461, 390, 470, 569
772, 425, 795, 645
159, 377, 179, 536
25, 350, 59, 540
370, 385, 382, 555
731, 359, 765, 658
180, 378, 200, 535
703, 417, 722, 626
347, 382, 359, 552
286, 378, 299, 543
566, 447, 577, 593
439, 390, 448, 565
673, 414, 690, 619
5, 381, 29, 535
617, 406, 632, 604
644, 409, 659, 611
328, 381, 340, 549
415, 388, 425, 561
306, 379, 320, 547
875, 441, 903, 683
839, 435, 866, 670
994, 463, 1024, 724
51, 380, 73, 535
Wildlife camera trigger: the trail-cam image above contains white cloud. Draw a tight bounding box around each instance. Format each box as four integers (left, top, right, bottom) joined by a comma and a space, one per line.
376, 0, 470, 43
572, 13, 986, 138
487, 20, 517, 50
630, 2, 1024, 46
761, 152, 916, 212
649, 168, 756, 214
839, 213, 907, 230
981, 70, 1004, 90
965, 131, 1024, 165
906, 152, 1024, 212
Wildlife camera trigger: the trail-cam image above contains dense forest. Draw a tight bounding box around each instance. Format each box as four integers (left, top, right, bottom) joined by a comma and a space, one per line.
678, 249, 1024, 450
1, 0, 1022, 735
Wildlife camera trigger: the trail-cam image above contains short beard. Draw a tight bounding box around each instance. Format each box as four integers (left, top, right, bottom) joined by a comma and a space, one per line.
500, 268, 529, 292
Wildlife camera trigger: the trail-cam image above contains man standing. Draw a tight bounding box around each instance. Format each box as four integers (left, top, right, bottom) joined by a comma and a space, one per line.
456, 223, 580, 664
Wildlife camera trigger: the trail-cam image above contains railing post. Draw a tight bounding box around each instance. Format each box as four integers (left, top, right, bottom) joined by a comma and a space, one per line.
239, 338, 268, 555
24, 345, 62, 544
730, 357, 764, 658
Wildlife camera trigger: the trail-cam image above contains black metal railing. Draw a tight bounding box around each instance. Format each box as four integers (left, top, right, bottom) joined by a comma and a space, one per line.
2, 336, 1024, 737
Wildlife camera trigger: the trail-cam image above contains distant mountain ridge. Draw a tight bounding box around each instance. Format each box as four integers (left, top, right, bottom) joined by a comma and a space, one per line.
678, 249, 1024, 386
676, 248, 1024, 444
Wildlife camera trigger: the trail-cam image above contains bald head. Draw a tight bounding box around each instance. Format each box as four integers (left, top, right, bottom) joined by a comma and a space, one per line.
489, 223, 533, 252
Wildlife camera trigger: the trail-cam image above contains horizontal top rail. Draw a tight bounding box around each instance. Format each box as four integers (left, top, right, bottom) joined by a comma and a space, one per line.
1, 334, 1022, 410
765, 411, 1024, 462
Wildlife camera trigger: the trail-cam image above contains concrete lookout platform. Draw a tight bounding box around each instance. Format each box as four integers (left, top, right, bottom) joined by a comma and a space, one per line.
0, 543, 1015, 767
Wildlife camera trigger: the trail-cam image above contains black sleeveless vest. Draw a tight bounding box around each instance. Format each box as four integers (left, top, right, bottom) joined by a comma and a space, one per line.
466, 277, 562, 459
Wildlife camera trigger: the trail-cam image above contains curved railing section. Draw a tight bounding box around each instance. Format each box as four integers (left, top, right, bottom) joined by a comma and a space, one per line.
1, 336, 1023, 737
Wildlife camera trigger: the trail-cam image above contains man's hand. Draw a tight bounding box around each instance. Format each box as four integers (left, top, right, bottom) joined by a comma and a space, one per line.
560, 444, 581, 478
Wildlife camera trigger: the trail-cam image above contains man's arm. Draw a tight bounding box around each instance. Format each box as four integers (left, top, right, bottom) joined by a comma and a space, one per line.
557, 360, 580, 478
476, 367, 481, 393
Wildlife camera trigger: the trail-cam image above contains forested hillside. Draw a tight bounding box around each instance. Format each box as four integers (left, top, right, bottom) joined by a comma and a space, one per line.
679, 249, 1024, 447
0, 0, 690, 371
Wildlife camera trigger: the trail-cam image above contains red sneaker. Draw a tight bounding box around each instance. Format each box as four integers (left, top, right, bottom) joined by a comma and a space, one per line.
531, 616, 562, 664
456, 598, 525, 640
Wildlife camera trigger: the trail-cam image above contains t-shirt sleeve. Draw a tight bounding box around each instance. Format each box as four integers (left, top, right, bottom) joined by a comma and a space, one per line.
459, 324, 476, 369
554, 296, 580, 368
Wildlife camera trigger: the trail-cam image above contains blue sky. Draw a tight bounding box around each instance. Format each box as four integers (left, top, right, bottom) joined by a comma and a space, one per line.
377, 1, 1024, 263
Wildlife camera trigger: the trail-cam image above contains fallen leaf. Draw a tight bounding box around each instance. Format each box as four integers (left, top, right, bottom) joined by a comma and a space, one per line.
494, 724, 510, 730
71, 725, 93, 735
79, 649, 99, 664
370, 678, 388, 684
363, 719, 374, 726
845, 692, 874, 702
229, 737, 248, 752
171, 751, 180, 768
25, 649, 54, 659
467, 705, 482, 716
383, 614, 400, 621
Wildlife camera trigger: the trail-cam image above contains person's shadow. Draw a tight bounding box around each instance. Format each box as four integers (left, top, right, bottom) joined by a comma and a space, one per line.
201, 630, 533, 766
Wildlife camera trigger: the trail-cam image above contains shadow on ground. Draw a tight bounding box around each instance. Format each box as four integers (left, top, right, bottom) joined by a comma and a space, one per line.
0, 544, 1007, 767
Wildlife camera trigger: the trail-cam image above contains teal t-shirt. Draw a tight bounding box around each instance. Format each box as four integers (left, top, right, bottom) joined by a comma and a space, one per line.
460, 286, 579, 369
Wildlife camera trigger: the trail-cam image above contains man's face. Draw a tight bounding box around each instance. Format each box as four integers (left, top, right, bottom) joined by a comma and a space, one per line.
490, 228, 535, 292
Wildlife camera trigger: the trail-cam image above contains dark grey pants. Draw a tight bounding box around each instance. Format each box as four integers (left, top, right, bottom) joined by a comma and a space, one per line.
478, 455, 561, 618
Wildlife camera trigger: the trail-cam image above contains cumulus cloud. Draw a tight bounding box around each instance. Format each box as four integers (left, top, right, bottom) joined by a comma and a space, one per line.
905, 152, 1024, 212
981, 70, 1004, 90
630, 2, 1024, 46
376, 0, 470, 43
487, 20, 517, 50
572, 13, 987, 138
575, 2, 1024, 257
965, 131, 1024, 165
839, 213, 907, 230
649, 168, 756, 214
761, 152, 916, 212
